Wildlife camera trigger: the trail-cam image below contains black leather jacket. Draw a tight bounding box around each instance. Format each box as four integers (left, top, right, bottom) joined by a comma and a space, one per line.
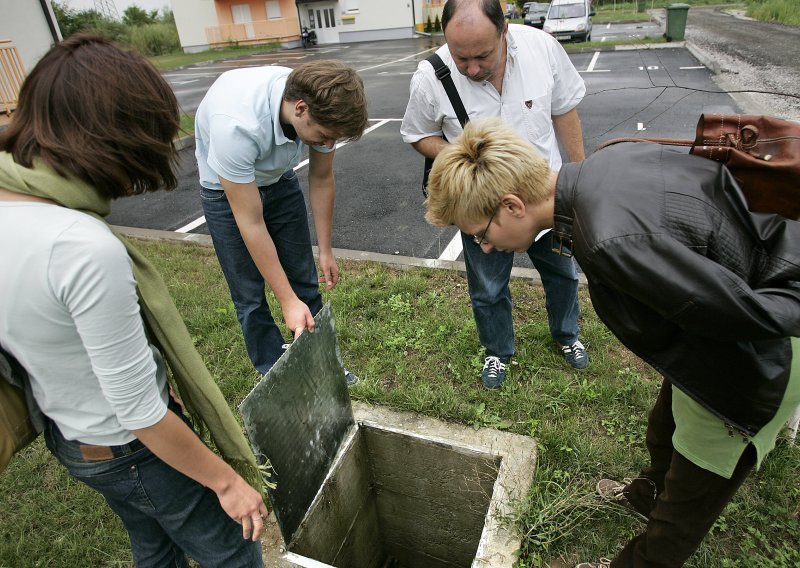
554, 142, 800, 436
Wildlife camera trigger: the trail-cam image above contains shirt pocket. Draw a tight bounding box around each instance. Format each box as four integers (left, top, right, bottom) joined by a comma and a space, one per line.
519, 94, 553, 141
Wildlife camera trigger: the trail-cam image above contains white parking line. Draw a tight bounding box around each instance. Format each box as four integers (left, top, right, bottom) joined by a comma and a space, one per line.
357, 47, 439, 73
174, 119, 398, 234
580, 51, 610, 73
679, 66, 706, 70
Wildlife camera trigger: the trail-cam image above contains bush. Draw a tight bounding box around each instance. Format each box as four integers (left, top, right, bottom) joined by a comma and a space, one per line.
434, 14, 441, 32
425, 15, 433, 33
124, 22, 181, 56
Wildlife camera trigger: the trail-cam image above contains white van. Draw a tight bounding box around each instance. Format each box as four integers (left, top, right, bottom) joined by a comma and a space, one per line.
543, 0, 595, 42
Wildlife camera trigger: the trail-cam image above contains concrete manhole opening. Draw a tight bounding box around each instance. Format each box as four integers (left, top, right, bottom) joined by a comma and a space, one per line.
288, 420, 502, 568
240, 306, 537, 568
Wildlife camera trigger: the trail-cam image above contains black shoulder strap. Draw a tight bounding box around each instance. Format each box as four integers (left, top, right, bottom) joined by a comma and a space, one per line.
426, 53, 469, 128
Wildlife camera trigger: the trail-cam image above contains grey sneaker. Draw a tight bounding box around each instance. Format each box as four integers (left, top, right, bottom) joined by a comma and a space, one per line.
575, 559, 611, 568
561, 340, 589, 369
343, 369, 360, 386
597, 478, 649, 522
481, 356, 508, 389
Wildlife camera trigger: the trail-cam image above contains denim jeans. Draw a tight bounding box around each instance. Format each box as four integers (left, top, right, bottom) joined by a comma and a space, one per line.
201, 170, 323, 374
461, 231, 580, 359
44, 407, 263, 568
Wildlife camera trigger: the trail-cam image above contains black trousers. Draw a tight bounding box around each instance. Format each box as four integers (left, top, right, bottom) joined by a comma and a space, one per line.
611, 379, 756, 568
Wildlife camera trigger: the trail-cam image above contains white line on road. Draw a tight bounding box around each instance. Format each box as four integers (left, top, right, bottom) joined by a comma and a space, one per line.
356, 47, 439, 73
586, 51, 600, 72
679, 66, 706, 70
438, 232, 464, 261
175, 216, 207, 233
637, 122, 646, 131
173, 119, 397, 234
579, 51, 610, 73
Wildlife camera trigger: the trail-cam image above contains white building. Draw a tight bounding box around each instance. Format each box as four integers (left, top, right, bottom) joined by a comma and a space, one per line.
172, 0, 426, 53
0, 0, 61, 124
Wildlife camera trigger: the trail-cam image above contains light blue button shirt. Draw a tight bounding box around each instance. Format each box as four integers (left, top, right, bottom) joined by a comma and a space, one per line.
195, 66, 331, 191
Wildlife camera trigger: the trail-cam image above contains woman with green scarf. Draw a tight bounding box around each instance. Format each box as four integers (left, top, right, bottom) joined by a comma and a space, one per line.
0, 35, 266, 567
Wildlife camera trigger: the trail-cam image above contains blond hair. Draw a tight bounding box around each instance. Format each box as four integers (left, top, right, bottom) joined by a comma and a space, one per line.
425, 118, 551, 227
284, 60, 368, 142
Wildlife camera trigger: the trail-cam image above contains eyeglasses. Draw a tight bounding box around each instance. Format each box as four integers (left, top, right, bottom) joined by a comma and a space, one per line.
472, 207, 499, 246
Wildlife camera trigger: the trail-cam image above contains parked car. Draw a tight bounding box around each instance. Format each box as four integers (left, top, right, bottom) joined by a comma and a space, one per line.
522, 2, 534, 15
524, 2, 549, 28
543, 0, 595, 42
505, 3, 518, 19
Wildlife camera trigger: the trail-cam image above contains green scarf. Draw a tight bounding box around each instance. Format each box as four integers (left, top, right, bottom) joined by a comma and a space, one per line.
0, 152, 264, 494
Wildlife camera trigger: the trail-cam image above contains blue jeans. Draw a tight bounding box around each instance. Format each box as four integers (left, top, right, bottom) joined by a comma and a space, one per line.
461, 231, 580, 359
44, 408, 262, 568
201, 170, 323, 374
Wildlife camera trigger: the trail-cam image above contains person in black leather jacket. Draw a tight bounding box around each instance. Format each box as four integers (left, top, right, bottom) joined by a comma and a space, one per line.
424, 118, 800, 568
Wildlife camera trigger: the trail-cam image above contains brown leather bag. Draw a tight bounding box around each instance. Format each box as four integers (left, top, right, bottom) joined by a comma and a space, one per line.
594, 114, 800, 219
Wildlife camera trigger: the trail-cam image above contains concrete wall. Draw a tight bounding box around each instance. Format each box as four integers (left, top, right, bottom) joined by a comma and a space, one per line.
0, 0, 61, 72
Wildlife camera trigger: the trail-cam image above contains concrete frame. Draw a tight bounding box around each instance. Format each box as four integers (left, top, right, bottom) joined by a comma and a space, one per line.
262, 402, 538, 568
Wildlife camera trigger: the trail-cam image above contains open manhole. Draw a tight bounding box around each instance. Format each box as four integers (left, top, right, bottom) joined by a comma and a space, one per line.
241, 305, 536, 568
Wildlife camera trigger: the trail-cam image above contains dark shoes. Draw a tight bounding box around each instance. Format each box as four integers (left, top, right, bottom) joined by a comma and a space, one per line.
596, 478, 649, 523
343, 369, 360, 386
561, 340, 589, 369
481, 356, 508, 389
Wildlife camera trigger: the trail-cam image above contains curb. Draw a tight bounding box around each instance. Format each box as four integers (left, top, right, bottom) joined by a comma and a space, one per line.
114, 225, 589, 286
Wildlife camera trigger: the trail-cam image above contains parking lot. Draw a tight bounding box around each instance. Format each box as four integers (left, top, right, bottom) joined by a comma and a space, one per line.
107, 31, 741, 267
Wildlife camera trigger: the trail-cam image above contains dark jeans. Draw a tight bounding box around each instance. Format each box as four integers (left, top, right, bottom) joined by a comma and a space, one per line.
461, 231, 580, 359
613, 380, 756, 568
201, 170, 323, 374
44, 404, 263, 568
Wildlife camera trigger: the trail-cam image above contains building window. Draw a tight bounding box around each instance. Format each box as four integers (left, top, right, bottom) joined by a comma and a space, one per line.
308, 8, 315, 28
266, 0, 281, 19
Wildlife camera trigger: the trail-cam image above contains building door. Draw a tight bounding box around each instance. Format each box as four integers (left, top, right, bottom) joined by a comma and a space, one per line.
305, 3, 338, 44
231, 4, 255, 39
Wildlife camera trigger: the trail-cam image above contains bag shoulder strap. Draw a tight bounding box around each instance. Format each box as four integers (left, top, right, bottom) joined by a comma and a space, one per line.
426, 53, 469, 128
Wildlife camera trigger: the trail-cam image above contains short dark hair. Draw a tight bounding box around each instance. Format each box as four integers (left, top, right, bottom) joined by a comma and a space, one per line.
0, 34, 179, 199
283, 60, 368, 142
442, 0, 505, 34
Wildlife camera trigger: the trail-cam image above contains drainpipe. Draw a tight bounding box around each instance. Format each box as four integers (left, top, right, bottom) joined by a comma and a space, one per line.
39, 0, 63, 43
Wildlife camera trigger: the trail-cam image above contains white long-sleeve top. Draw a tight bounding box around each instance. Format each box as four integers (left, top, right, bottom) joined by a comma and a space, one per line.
0, 202, 168, 445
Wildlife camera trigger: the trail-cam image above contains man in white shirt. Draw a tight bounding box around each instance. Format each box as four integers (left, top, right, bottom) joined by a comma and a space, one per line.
401, 0, 589, 389
196, 61, 368, 383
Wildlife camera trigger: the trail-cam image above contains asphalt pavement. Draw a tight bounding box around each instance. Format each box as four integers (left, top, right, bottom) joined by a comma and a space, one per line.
109, 14, 787, 271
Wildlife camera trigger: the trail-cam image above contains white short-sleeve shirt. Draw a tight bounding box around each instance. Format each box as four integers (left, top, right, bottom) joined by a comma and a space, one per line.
401, 24, 585, 171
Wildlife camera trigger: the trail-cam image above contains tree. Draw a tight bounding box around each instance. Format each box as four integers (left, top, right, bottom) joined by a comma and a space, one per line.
52, 1, 106, 38
123, 6, 159, 27
434, 14, 441, 32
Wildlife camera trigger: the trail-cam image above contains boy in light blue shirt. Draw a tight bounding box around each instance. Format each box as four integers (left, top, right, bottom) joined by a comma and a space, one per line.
196, 61, 368, 381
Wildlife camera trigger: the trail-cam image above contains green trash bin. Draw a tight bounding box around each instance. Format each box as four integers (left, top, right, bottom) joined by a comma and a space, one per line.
665, 3, 690, 42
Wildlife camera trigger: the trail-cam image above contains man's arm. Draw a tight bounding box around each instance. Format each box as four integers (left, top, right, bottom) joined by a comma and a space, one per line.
132, 412, 268, 540
552, 108, 585, 162
220, 176, 315, 335
410, 135, 450, 160
307, 148, 338, 290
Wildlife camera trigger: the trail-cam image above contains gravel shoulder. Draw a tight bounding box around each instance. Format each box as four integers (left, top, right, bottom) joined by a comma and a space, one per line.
653, 5, 800, 121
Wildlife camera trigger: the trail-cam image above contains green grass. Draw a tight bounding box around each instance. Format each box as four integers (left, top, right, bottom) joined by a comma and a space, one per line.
747, 0, 800, 26
1, 239, 798, 567
149, 43, 282, 71
179, 112, 195, 137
